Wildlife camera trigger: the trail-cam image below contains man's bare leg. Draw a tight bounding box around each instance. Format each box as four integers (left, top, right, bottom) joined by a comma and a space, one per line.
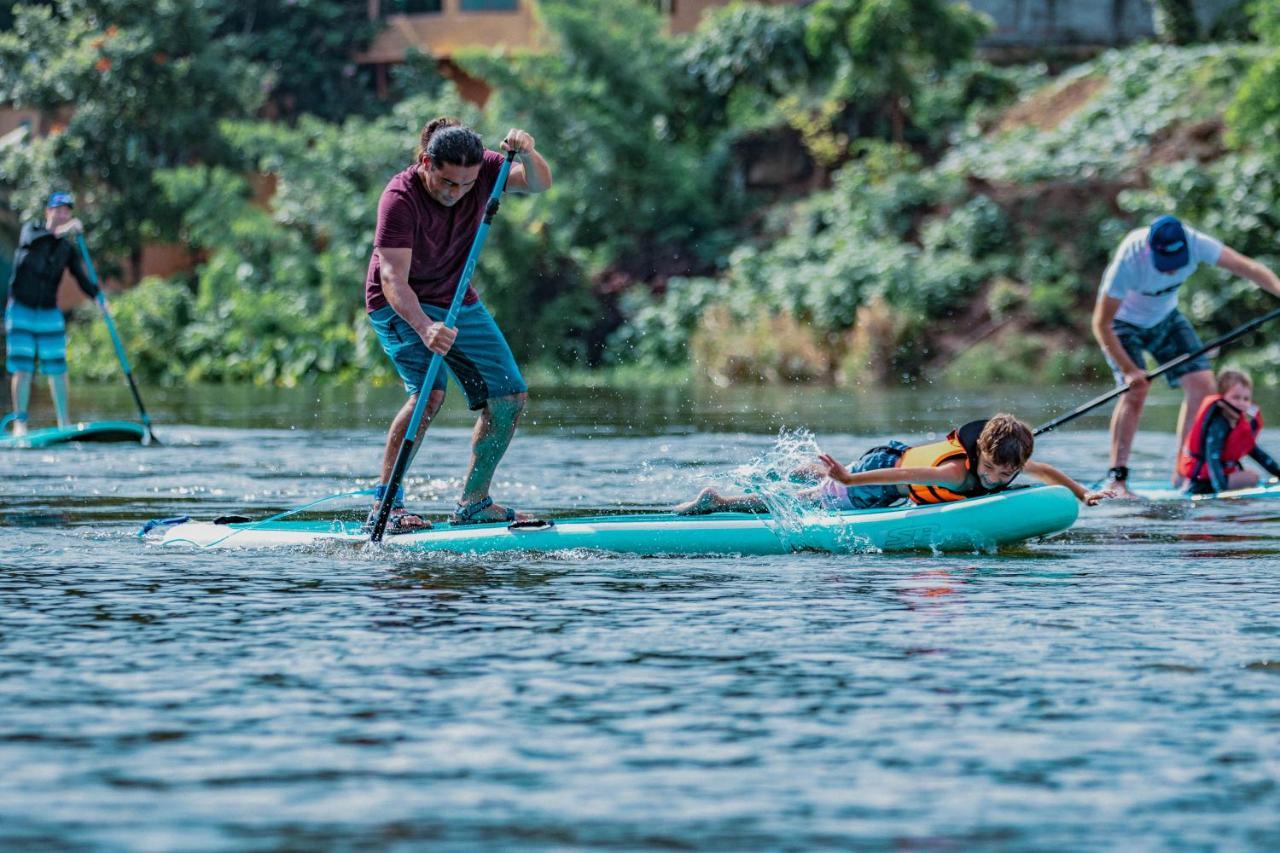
372, 389, 445, 529
1108, 383, 1149, 496
10, 371, 31, 436
48, 374, 69, 429
1172, 369, 1215, 487
456, 392, 527, 519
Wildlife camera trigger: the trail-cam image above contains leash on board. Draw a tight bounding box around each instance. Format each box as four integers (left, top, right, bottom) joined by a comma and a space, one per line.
139, 487, 379, 548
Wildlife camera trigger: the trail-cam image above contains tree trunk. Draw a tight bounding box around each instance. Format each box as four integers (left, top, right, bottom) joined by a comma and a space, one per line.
890, 95, 905, 145
1151, 0, 1198, 44
130, 244, 143, 286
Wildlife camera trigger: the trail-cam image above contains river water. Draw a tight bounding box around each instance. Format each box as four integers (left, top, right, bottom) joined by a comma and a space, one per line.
3, 380, 1279, 849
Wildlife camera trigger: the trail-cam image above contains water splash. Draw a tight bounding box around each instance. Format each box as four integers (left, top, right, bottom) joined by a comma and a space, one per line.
705, 428, 835, 549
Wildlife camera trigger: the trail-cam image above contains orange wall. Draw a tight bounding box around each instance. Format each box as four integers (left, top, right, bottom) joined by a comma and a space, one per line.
358, 0, 804, 64
359, 0, 542, 64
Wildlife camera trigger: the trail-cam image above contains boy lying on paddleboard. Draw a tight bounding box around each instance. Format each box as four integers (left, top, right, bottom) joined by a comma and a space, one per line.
1177, 369, 1280, 495
676, 413, 1111, 515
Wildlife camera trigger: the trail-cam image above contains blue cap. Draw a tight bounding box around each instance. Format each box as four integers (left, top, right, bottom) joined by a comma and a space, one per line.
1148, 215, 1189, 272
46, 191, 74, 209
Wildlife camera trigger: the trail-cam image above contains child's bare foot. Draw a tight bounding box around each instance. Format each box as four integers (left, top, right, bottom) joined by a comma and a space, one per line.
674, 487, 724, 515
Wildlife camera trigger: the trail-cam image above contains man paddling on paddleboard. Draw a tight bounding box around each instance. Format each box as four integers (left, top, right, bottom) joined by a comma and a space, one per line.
4, 192, 99, 437
1093, 215, 1280, 496
365, 119, 551, 532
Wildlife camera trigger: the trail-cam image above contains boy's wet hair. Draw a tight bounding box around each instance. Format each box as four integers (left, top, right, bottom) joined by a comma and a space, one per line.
977, 413, 1034, 469
422, 123, 484, 168
1217, 368, 1252, 395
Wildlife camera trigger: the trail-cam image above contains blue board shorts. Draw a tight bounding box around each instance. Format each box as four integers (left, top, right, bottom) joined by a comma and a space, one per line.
369, 301, 527, 410
817, 440, 910, 510
1106, 309, 1210, 389
5, 300, 67, 375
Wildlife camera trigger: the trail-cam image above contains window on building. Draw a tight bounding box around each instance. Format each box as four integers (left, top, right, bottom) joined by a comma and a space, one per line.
460, 0, 519, 10
382, 0, 443, 14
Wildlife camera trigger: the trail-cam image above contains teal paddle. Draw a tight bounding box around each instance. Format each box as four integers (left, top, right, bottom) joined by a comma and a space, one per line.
74, 234, 159, 445
1034, 305, 1280, 436
370, 149, 516, 543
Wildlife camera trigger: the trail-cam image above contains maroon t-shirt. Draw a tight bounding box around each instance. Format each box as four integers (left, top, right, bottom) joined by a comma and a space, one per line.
364, 149, 505, 312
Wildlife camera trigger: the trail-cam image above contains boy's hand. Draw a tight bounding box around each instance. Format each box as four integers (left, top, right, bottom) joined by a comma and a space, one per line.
1082, 487, 1117, 506
818, 453, 851, 484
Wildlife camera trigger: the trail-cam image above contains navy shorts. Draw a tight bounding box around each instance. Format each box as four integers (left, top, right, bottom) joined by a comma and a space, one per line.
369, 301, 527, 410
818, 440, 909, 510
1106, 310, 1211, 389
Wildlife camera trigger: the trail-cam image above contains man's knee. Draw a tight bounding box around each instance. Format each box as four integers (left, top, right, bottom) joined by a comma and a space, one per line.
1121, 384, 1149, 406
1180, 369, 1215, 397
486, 392, 527, 424
407, 389, 446, 412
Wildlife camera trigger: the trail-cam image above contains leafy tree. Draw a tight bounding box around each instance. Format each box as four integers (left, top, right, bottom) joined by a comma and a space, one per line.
0, 0, 259, 274
804, 0, 991, 145
216, 0, 380, 123
679, 2, 813, 131
1227, 0, 1280, 156
461, 0, 735, 279
1152, 0, 1199, 45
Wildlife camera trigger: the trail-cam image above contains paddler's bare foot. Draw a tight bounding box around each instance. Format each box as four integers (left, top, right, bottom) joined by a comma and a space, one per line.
365, 504, 432, 534
1102, 479, 1138, 499
674, 487, 725, 515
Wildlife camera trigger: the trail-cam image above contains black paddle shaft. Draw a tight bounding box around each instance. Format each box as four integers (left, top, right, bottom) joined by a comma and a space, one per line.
123, 373, 158, 444
1034, 305, 1280, 437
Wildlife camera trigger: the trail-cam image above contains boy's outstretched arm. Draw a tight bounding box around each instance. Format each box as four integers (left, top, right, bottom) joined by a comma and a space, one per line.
818, 454, 966, 489
1023, 460, 1112, 505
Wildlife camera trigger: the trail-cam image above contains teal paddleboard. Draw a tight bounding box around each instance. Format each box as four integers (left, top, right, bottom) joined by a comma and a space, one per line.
0, 420, 147, 449
1128, 478, 1280, 503
158, 485, 1080, 555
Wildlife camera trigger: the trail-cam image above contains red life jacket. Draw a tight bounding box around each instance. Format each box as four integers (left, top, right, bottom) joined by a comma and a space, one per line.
1177, 394, 1262, 481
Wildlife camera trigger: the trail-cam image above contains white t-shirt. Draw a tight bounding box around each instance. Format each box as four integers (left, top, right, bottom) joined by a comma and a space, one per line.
1100, 225, 1224, 328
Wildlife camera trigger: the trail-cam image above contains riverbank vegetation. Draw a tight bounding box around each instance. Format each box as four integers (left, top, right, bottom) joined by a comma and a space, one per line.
2, 0, 1278, 387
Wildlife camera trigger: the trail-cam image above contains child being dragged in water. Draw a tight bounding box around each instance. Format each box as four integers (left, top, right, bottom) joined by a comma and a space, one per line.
1177, 368, 1280, 494
676, 413, 1110, 515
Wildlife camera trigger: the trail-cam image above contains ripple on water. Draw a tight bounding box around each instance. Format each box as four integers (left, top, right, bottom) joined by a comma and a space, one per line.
3, 419, 1280, 847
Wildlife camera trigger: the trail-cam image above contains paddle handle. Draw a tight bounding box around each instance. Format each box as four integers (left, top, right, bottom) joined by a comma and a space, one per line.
370, 150, 517, 543
1034, 305, 1280, 437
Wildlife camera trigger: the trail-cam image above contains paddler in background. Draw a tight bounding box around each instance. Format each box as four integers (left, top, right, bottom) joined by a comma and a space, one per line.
4, 192, 99, 436
1092, 215, 1280, 496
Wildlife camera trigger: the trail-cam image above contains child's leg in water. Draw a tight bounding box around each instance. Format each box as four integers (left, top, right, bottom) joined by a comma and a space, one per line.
674, 487, 768, 515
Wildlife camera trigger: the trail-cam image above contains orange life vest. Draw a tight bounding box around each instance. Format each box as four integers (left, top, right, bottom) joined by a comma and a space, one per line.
1177, 395, 1262, 481
898, 421, 1010, 504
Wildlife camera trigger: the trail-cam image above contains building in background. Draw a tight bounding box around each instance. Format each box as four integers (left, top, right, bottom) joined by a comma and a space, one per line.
356, 0, 801, 100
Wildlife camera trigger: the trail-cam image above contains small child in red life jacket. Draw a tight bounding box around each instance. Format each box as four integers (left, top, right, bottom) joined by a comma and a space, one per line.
1177, 368, 1280, 494
675, 413, 1111, 515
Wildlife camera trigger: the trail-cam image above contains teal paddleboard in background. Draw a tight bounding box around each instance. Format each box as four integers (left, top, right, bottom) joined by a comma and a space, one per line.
0, 420, 147, 449
1128, 478, 1280, 503
157, 485, 1081, 555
